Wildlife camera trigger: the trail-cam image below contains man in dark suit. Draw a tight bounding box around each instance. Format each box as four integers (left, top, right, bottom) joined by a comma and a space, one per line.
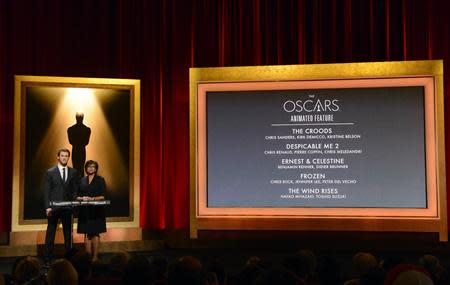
43, 148, 78, 264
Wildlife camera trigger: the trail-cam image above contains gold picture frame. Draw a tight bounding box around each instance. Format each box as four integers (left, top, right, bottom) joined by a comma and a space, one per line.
190, 60, 447, 241
12, 76, 140, 231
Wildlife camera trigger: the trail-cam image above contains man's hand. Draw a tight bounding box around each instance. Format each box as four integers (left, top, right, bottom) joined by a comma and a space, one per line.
46, 208, 52, 217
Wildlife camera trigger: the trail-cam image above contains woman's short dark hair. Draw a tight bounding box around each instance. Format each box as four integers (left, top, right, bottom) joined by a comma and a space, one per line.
84, 160, 99, 172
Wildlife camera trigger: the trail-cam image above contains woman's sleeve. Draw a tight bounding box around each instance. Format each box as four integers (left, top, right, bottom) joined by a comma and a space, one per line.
99, 177, 106, 196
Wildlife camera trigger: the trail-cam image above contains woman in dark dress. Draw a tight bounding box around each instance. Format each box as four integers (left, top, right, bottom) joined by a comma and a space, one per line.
77, 160, 106, 261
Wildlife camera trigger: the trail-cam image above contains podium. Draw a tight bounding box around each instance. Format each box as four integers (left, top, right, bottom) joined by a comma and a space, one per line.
49, 200, 111, 207
49, 200, 111, 248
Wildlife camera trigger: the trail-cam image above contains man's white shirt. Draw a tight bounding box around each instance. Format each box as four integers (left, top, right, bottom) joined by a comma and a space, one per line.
57, 164, 67, 182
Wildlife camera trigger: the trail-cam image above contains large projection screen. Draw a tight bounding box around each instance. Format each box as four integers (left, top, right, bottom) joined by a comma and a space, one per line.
190, 61, 447, 241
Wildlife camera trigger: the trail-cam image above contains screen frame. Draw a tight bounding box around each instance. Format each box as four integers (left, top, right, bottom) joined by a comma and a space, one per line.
190, 61, 446, 241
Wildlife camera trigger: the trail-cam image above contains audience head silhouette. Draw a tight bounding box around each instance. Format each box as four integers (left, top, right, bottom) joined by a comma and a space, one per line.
12, 256, 40, 284
47, 259, 78, 285
168, 256, 203, 285
352, 252, 378, 277
384, 264, 434, 285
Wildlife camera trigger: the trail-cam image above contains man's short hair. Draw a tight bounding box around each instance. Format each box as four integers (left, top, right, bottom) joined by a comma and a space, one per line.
57, 148, 71, 156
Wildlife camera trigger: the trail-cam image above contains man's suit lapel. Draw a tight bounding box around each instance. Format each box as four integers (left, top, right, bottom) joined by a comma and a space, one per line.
65, 167, 71, 185
52, 166, 64, 185
64, 167, 74, 185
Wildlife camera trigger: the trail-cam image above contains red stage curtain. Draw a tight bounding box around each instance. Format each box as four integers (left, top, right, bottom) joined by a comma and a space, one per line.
1, 0, 450, 231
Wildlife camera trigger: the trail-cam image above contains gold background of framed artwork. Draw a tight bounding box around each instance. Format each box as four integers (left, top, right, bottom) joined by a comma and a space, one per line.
12, 76, 140, 232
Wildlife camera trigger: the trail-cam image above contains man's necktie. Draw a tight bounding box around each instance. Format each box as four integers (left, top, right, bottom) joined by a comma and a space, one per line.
62, 167, 66, 182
